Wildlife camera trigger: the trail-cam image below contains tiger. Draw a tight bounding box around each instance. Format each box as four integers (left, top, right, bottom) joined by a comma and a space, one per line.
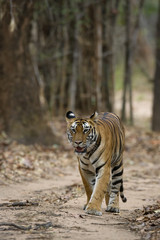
66, 111, 127, 216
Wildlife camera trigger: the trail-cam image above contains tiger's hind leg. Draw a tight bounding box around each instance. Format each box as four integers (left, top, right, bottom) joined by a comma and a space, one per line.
106, 192, 120, 213
106, 180, 127, 213
105, 171, 121, 213
105, 176, 121, 213
105, 181, 120, 213
106, 156, 124, 213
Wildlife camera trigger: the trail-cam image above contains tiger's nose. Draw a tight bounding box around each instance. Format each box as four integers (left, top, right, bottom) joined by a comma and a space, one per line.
75, 141, 82, 145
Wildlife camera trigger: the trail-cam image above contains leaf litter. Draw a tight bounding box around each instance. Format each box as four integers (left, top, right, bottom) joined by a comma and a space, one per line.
127, 201, 160, 240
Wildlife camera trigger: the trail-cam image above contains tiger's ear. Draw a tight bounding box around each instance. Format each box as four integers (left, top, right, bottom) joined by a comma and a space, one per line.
90, 112, 98, 121
66, 111, 76, 122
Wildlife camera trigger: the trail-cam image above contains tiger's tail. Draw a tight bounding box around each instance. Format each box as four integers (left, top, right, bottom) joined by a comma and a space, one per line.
120, 181, 127, 202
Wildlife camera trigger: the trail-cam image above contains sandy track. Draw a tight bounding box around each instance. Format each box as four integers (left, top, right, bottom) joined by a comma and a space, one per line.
0, 162, 159, 240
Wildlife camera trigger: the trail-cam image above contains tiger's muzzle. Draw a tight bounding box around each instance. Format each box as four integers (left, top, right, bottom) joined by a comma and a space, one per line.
74, 141, 87, 154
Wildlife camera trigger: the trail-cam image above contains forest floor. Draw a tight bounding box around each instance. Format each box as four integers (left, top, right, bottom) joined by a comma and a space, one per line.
0, 115, 160, 240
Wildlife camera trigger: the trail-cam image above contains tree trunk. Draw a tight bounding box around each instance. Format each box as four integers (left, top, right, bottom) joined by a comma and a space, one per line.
102, 0, 120, 112
68, 14, 79, 112
94, 3, 103, 112
59, 24, 69, 116
152, 0, 160, 132
0, 0, 59, 145
121, 0, 133, 124
78, 4, 95, 114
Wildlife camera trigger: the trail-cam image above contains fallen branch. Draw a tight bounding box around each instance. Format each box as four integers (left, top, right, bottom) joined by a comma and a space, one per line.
33, 222, 53, 230
91, 222, 127, 226
0, 200, 38, 208
0, 221, 56, 231
0, 222, 31, 230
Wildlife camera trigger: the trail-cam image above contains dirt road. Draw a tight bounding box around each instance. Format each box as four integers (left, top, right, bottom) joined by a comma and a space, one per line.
0, 160, 159, 240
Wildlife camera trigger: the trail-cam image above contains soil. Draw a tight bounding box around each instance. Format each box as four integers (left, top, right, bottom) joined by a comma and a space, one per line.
0, 119, 160, 240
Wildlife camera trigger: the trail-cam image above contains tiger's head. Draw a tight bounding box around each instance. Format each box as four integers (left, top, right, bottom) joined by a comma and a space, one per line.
66, 111, 98, 154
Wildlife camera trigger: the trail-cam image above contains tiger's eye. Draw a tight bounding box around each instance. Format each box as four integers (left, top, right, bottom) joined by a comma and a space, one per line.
70, 128, 76, 133
83, 128, 90, 134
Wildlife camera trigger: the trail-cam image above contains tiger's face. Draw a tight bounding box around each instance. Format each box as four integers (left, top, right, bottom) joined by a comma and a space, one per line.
66, 111, 98, 154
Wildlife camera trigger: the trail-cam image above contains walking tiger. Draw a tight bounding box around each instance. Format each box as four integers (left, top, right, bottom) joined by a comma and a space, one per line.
66, 111, 127, 216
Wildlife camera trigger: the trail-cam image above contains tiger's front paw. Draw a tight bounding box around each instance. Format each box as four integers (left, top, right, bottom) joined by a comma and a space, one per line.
105, 206, 119, 213
85, 205, 102, 216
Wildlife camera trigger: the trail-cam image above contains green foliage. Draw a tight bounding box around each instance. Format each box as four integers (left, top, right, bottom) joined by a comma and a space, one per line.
116, 2, 125, 26
115, 63, 124, 91
143, 0, 159, 16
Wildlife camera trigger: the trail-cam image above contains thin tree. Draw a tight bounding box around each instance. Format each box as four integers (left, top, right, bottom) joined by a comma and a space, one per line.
94, 2, 103, 112
59, 13, 69, 115
103, 0, 121, 112
152, 0, 160, 132
68, 11, 80, 112
121, 0, 132, 123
